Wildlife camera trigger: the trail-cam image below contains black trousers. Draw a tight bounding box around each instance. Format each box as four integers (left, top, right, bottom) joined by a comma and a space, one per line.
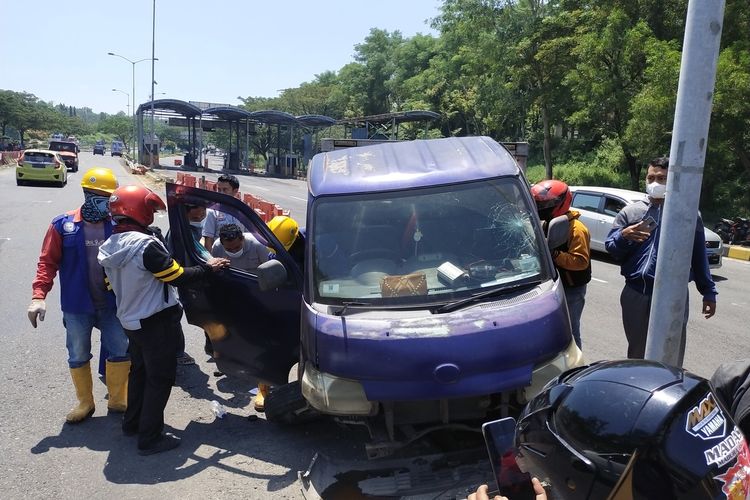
123, 305, 181, 449
620, 285, 689, 364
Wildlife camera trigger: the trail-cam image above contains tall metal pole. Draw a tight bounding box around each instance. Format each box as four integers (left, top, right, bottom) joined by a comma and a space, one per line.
150, 0, 156, 170
131, 63, 136, 158
645, 0, 725, 366
108, 53, 155, 159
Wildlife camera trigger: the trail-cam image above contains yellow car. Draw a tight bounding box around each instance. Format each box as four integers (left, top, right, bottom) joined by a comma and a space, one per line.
16, 149, 68, 187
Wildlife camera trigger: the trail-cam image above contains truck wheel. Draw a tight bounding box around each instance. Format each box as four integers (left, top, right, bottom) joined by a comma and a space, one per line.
264, 380, 318, 425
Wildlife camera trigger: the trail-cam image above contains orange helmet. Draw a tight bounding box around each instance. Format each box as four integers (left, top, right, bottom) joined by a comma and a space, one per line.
531, 180, 572, 219
109, 185, 166, 227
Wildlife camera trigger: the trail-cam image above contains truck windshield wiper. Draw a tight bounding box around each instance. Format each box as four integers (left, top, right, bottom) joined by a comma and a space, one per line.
333, 301, 368, 316
433, 279, 542, 314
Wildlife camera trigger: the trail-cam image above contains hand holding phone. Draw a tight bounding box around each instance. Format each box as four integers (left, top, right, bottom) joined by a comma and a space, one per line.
482, 418, 535, 500
635, 216, 658, 233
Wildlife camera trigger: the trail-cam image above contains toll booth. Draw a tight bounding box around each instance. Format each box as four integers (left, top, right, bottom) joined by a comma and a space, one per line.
136, 99, 202, 168
337, 110, 441, 141
296, 114, 337, 171
202, 106, 255, 172
246, 110, 301, 177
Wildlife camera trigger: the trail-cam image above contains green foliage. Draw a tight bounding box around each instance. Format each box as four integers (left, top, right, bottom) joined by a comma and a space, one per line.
526, 157, 630, 188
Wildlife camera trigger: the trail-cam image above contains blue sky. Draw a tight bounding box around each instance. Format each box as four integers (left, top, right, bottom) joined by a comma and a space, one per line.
0, 0, 441, 115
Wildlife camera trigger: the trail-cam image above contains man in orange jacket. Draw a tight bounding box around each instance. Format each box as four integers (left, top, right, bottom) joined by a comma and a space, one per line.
531, 180, 591, 349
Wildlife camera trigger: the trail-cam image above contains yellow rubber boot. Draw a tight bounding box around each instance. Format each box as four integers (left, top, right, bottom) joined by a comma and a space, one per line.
66, 362, 95, 423
105, 360, 131, 413
254, 383, 271, 412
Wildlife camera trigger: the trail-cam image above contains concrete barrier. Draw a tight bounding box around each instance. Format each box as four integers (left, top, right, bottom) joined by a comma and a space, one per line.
727, 245, 750, 261
169, 175, 290, 223
1, 151, 21, 165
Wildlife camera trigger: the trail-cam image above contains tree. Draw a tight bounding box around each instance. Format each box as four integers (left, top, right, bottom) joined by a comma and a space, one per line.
352, 28, 405, 115
98, 114, 133, 147
565, 8, 654, 189
0, 90, 24, 138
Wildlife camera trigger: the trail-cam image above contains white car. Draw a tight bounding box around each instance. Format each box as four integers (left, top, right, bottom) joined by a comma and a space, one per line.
569, 186, 723, 269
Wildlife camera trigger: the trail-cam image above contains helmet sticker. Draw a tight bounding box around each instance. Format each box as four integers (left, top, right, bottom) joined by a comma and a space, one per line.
705, 427, 745, 467
89, 176, 96, 184
715, 437, 750, 498
686, 392, 727, 440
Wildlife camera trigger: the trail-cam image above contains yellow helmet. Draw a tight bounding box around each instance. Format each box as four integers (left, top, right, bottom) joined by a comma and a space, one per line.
268, 215, 299, 251
81, 167, 119, 194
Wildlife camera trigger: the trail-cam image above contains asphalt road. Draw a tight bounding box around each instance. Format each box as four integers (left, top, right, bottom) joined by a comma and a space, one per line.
1, 154, 748, 498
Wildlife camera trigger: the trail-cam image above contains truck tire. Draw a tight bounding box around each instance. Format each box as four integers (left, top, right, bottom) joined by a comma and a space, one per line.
264, 380, 318, 425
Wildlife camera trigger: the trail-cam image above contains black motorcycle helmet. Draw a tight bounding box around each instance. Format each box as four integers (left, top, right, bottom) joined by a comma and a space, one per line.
516, 360, 750, 499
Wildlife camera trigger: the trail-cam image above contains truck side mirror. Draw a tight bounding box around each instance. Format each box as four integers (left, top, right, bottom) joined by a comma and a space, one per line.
256, 259, 288, 291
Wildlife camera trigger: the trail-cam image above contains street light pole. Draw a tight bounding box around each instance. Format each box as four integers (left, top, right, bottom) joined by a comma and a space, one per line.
107, 52, 157, 159
150, 0, 157, 170
112, 89, 130, 116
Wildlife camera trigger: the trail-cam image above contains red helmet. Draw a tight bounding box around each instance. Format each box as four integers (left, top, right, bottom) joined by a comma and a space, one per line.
109, 185, 166, 227
531, 180, 572, 219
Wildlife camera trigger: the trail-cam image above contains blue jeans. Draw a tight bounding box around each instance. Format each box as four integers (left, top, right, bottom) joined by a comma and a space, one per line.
564, 285, 587, 349
62, 308, 129, 368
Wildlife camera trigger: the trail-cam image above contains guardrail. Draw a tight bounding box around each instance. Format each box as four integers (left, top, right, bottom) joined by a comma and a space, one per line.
174, 173, 290, 223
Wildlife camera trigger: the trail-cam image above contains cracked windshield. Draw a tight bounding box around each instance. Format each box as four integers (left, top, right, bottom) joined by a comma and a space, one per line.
312, 178, 547, 304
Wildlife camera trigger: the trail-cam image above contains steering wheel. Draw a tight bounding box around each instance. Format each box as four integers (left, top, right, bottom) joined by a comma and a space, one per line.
349, 248, 401, 263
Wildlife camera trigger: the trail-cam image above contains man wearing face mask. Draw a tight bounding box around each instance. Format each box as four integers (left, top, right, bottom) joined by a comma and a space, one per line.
28, 167, 131, 424
210, 223, 268, 270
605, 157, 717, 363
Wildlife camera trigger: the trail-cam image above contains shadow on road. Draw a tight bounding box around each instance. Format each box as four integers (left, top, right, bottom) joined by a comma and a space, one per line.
30, 363, 367, 491
30, 410, 363, 490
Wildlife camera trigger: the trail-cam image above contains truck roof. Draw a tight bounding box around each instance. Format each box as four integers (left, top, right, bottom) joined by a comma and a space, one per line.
308, 136, 521, 197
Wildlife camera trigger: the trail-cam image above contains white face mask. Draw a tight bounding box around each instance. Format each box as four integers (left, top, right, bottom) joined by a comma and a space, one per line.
189, 220, 204, 228
225, 247, 244, 258
646, 181, 667, 199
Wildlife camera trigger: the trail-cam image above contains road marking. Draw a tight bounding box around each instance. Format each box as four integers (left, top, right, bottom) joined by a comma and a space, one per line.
247, 185, 270, 191
31, 200, 52, 204
289, 196, 306, 201
591, 277, 608, 283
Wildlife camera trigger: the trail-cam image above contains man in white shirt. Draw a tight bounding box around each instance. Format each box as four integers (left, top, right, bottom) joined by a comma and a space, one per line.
202, 174, 245, 251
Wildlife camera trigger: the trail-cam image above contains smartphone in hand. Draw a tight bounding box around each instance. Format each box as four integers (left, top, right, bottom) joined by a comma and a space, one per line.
482, 417, 535, 500
636, 216, 658, 233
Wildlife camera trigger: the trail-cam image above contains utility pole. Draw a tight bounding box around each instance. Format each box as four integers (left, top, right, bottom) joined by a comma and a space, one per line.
107, 53, 155, 159
150, 0, 156, 170
645, 0, 725, 366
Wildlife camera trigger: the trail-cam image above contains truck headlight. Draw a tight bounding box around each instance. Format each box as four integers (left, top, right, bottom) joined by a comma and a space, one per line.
522, 340, 584, 402
301, 362, 377, 416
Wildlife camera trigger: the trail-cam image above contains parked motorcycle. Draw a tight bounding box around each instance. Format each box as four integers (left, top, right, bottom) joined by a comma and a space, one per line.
714, 216, 750, 245
714, 218, 734, 243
